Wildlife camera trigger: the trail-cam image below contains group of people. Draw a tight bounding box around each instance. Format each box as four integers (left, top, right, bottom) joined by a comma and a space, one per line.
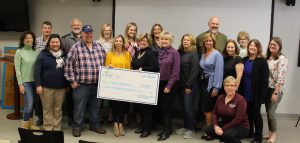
14, 16, 288, 143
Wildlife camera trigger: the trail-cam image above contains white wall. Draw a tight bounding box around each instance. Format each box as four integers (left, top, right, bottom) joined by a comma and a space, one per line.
29, 0, 113, 38
272, 0, 300, 114
0, 0, 113, 100
115, 0, 272, 49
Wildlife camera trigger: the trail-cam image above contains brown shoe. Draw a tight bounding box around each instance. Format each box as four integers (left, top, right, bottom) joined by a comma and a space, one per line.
72, 128, 81, 137
89, 127, 106, 134
119, 123, 125, 136
113, 123, 120, 137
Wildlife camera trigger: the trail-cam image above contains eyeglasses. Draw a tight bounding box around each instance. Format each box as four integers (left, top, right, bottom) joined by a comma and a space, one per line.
224, 84, 236, 87
269, 43, 278, 47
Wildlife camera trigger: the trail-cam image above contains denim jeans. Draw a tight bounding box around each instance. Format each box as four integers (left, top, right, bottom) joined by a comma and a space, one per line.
72, 84, 101, 129
178, 84, 198, 131
22, 82, 36, 121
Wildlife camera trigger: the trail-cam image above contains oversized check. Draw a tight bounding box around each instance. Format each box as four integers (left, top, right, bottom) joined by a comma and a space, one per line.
97, 67, 160, 105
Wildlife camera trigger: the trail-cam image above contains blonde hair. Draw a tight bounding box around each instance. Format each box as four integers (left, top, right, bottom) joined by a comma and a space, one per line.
223, 76, 237, 85
237, 31, 250, 42
137, 33, 153, 46
99, 23, 113, 42
124, 22, 138, 42
159, 31, 174, 43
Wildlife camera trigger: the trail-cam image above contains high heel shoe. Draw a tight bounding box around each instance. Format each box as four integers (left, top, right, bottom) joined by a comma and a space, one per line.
113, 123, 120, 137
119, 123, 125, 136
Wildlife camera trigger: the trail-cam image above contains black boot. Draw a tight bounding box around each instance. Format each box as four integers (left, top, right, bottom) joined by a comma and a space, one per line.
157, 128, 171, 141
135, 127, 144, 134
157, 128, 172, 136
140, 129, 151, 138
36, 117, 43, 126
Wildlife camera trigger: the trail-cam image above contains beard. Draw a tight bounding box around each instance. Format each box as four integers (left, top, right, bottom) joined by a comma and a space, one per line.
210, 29, 218, 34
73, 29, 81, 34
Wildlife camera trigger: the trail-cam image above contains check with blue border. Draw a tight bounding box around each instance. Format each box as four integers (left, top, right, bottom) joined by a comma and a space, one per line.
97, 67, 160, 105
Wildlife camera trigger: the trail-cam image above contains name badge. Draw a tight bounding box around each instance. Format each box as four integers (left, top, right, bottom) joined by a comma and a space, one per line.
229, 103, 236, 108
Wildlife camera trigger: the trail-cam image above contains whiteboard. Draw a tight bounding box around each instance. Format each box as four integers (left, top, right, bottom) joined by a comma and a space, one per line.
115, 0, 272, 51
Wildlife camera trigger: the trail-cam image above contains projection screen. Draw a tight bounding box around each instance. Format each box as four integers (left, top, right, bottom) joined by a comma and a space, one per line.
115, 0, 272, 49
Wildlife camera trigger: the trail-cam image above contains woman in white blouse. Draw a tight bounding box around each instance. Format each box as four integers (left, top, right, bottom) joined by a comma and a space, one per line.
264, 37, 288, 143
96, 23, 113, 53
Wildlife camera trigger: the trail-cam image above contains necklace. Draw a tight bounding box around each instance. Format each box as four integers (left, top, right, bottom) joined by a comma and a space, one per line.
225, 95, 233, 104
137, 51, 145, 59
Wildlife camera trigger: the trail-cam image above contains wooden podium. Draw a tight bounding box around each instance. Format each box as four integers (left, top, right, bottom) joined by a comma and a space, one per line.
0, 55, 22, 120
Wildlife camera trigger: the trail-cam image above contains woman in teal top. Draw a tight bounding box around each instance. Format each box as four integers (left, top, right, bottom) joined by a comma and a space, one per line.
14, 31, 40, 130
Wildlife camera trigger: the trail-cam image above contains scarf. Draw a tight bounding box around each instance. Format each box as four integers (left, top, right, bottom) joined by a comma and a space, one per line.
159, 47, 170, 61
49, 49, 64, 68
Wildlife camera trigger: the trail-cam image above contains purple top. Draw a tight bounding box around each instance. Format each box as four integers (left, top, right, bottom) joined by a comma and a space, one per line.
213, 93, 250, 130
159, 47, 180, 89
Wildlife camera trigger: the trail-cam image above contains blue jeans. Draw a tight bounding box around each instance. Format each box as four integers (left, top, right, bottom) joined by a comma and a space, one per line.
178, 84, 198, 131
22, 82, 36, 121
72, 84, 101, 129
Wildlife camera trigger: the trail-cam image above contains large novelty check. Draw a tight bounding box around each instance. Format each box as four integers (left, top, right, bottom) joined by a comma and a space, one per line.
97, 67, 160, 105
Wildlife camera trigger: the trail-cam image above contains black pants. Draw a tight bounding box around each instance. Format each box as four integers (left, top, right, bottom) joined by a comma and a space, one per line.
158, 81, 176, 129
206, 123, 249, 143
111, 100, 129, 123
247, 102, 263, 142
65, 88, 73, 121
34, 92, 43, 120
137, 103, 154, 131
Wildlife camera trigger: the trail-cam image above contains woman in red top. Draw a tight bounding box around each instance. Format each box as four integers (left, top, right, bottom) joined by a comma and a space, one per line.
205, 76, 249, 143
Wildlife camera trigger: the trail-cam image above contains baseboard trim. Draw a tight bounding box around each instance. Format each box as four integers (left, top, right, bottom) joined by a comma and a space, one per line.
261, 113, 300, 118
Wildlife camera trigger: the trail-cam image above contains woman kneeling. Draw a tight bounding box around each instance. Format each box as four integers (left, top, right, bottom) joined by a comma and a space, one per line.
205, 76, 249, 143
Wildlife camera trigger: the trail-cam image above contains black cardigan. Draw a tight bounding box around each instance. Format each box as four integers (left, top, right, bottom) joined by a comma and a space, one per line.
131, 47, 159, 72
240, 57, 269, 106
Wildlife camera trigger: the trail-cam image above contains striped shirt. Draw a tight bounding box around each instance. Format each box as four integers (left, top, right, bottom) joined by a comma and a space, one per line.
36, 36, 47, 51
64, 41, 106, 84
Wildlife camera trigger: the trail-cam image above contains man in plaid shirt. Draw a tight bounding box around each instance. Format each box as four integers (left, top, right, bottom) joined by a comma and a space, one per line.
65, 25, 106, 137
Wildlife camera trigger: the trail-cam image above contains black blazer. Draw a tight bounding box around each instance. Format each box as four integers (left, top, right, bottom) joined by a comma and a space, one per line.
131, 47, 159, 72
240, 56, 269, 106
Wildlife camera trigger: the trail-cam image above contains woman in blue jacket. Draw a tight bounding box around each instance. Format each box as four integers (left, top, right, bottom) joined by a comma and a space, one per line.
34, 34, 68, 131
